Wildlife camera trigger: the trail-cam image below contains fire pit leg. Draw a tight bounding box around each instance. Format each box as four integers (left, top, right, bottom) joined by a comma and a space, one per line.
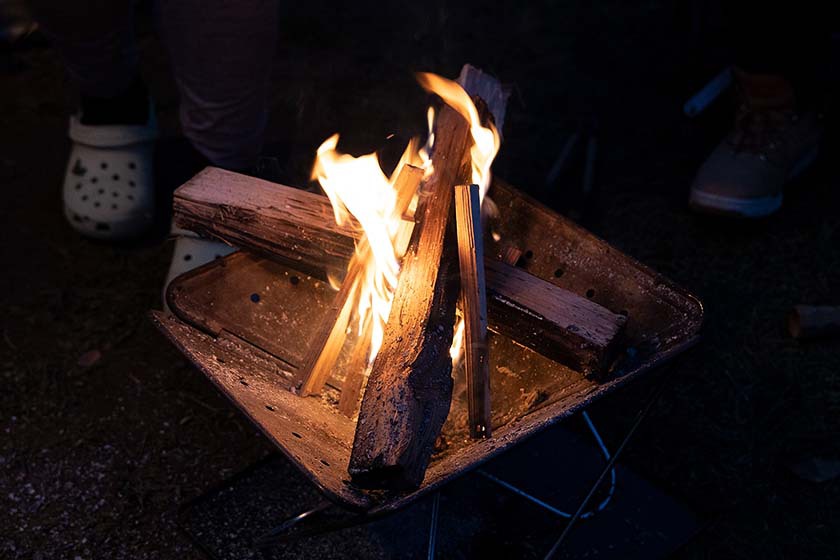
254, 500, 376, 549
254, 500, 332, 547
427, 492, 441, 560
542, 373, 672, 559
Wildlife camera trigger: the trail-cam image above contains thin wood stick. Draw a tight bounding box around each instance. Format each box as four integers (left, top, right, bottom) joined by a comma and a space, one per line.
338, 314, 373, 417
299, 164, 424, 396
298, 247, 364, 396
454, 184, 491, 439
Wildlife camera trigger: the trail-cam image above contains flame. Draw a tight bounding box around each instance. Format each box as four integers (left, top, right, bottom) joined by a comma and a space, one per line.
449, 313, 465, 363
312, 134, 421, 362
416, 72, 500, 200
312, 72, 501, 370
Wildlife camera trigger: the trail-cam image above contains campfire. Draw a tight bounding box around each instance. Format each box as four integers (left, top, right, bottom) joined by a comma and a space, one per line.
156, 64, 702, 502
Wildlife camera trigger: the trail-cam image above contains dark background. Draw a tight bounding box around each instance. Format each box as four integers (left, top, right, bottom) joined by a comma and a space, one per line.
1, 1, 839, 558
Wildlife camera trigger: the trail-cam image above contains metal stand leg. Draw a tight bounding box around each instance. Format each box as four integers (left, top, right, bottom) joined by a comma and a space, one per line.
254, 500, 376, 549
542, 377, 670, 559
256, 489, 445, 556
254, 500, 332, 547
427, 492, 441, 560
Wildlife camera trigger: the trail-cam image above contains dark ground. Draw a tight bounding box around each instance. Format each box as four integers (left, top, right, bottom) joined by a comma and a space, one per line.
2, 1, 839, 558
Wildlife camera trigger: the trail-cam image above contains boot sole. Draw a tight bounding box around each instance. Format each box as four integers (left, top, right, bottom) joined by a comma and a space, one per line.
689, 191, 782, 218
689, 145, 819, 219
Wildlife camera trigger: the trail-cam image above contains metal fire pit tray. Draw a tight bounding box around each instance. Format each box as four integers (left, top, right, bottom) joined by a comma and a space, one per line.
150, 179, 703, 514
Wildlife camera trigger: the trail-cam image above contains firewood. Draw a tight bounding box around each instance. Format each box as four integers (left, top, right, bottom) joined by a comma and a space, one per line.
484, 258, 626, 375
338, 313, 373, 417
788, 305, 840, 340
348, 100, 471, 489
297, 246, 361, 396
172, 170, 626, 375
173, 167, 359, 277
454, 184, 491, 438
299, 164, 423, 396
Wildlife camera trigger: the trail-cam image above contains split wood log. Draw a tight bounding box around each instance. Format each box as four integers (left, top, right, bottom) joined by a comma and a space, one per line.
172, 169, 626, 376
348, 101, 472, 489
338, 314, 373, 417
173, 168, 359, 277
454, 184, 491, 438
788, 305, 840, 340
299, 164, 423, 396
484, 258, 626, 375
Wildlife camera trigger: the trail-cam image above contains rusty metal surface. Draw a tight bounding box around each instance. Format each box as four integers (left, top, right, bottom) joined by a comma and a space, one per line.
152, 181, 703, 513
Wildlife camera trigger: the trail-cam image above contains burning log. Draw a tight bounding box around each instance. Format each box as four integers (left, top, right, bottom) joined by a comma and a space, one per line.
348, 100, 472, 489
299, 164, 424, 397
173, 168, 359, 276
484, 259, 626, 374
172, 169, 626, 376
454, 184, 491, 438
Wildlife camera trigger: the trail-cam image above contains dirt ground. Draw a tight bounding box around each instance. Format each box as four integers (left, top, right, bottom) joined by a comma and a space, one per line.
2, 1, 839, 558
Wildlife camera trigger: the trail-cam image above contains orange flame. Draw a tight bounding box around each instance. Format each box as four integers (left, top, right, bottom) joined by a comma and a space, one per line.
416, 72, 500, 200
312, 72, 500, 369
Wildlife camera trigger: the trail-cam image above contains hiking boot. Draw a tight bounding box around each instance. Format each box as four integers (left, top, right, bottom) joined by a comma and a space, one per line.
689, 68, 822, 218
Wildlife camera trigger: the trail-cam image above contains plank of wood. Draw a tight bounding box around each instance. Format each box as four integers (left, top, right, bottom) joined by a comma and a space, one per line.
298, 165, 424, 396
173, 167, 360, 277
348, 100, 471, 489
454, 184, 491, 439
484, 258, 627, 375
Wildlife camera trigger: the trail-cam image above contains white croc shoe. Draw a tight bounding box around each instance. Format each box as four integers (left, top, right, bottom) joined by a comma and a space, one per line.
163, 228, 237, 313
63, 106, 158, 239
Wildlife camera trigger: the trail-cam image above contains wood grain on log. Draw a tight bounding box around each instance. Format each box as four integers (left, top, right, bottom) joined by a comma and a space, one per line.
174, 167, 359, 277
484, 259, 626, 375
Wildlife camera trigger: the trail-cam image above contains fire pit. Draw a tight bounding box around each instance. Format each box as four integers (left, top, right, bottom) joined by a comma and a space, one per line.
150, 65, 703, 550
151, 173, 702, 510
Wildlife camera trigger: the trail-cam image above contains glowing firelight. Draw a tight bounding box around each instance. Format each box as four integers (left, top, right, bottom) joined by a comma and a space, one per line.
312, 72, 500, 369
415, 72, 500, 200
